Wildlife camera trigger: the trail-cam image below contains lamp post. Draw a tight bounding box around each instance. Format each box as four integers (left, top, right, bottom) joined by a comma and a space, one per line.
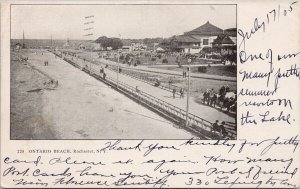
185, 58, 191, 127
117, 54, 120, 89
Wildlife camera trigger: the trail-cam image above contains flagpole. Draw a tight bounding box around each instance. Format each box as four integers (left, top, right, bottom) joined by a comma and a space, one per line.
22, 30, 25, 49
186, 58, 191, 127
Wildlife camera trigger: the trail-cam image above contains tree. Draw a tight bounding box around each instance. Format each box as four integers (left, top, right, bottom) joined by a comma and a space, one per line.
95, 36, 123, 50
110, 38, 123, 50
95, 36, 110, 50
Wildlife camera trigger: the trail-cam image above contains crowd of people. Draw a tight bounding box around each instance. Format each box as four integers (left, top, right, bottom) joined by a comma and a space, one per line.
99, 49, 212, 67
171, 88, 184, 98
203, 85, 237, 113
43, 79, 59, 89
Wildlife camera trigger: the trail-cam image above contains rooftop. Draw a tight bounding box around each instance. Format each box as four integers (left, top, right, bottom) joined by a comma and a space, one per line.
212, 34, 235, 45
224, 28, 237, 37
184, 21, 223, 36
172, 35, 199, 43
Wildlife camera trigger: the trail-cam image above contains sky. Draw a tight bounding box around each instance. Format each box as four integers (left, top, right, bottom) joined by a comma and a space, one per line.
11, 4, 236, 40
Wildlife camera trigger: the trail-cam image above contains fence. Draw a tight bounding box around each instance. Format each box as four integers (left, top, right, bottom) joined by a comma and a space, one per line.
51, 50, 236, 139
114, 68, 183, 94
60, 50, 184, 94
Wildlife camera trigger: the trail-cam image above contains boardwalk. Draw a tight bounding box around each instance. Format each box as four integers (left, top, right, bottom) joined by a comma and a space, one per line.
65, 53, 236, 125
60, 51, 236, 138
20, 50, 194, 139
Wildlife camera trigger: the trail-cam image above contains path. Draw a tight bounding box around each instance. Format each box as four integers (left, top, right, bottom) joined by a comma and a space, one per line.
24, 50, 194, 139
76, 51, 236, 82
67, 53, 236, 127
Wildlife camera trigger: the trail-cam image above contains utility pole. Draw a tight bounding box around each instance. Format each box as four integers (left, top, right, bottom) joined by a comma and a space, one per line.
51, 35, 53, 49
185, 58, 191, 127
117, 34, 122, 89
117, 54, 120, 89
22, 30, 25, 49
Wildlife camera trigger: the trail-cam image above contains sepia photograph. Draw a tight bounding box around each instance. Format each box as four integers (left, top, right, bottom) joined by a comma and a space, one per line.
10, 4, 237, 140
3, 1, 300, 188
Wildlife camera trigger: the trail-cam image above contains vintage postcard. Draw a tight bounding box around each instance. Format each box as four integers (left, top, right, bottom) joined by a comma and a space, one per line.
1, 0, 299, 188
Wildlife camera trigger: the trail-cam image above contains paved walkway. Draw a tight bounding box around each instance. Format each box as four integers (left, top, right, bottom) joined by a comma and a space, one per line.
24, 50, 194, 139
77, 52, 236, 82
64, 53, 236, 129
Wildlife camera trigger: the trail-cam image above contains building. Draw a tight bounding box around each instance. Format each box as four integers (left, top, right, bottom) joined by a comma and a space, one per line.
211, 33, 237, 64
79, 42, 102, 51
131, 43, 147, 51
155, 47, 165, 52
224, 28, 237, 45
212, 34, 235, 47
169, 35, 201, 54
166, 21, 236, 54
184, 21, 223, 48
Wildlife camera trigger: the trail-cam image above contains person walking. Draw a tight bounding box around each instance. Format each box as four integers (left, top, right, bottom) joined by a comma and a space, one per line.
209, 89, 215, 106
212, 120, 219, 134
211, 92, 218, 107
183, 71, 186, 78
172, 88, 176, 98
206, 90, 211, 105
103, 72, 106, 80
168, 79, 173, 89
180, 88, 184, 98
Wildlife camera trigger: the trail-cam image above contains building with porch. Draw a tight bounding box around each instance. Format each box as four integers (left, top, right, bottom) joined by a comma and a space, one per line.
167, 21, 236, 54
169, 35, 201, 54
184, 21, 223, 49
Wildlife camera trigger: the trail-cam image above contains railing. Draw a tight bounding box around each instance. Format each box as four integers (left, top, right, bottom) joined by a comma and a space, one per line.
59, 50, 184, 94
108, 66, 183, 94
50, 50, 236, 139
